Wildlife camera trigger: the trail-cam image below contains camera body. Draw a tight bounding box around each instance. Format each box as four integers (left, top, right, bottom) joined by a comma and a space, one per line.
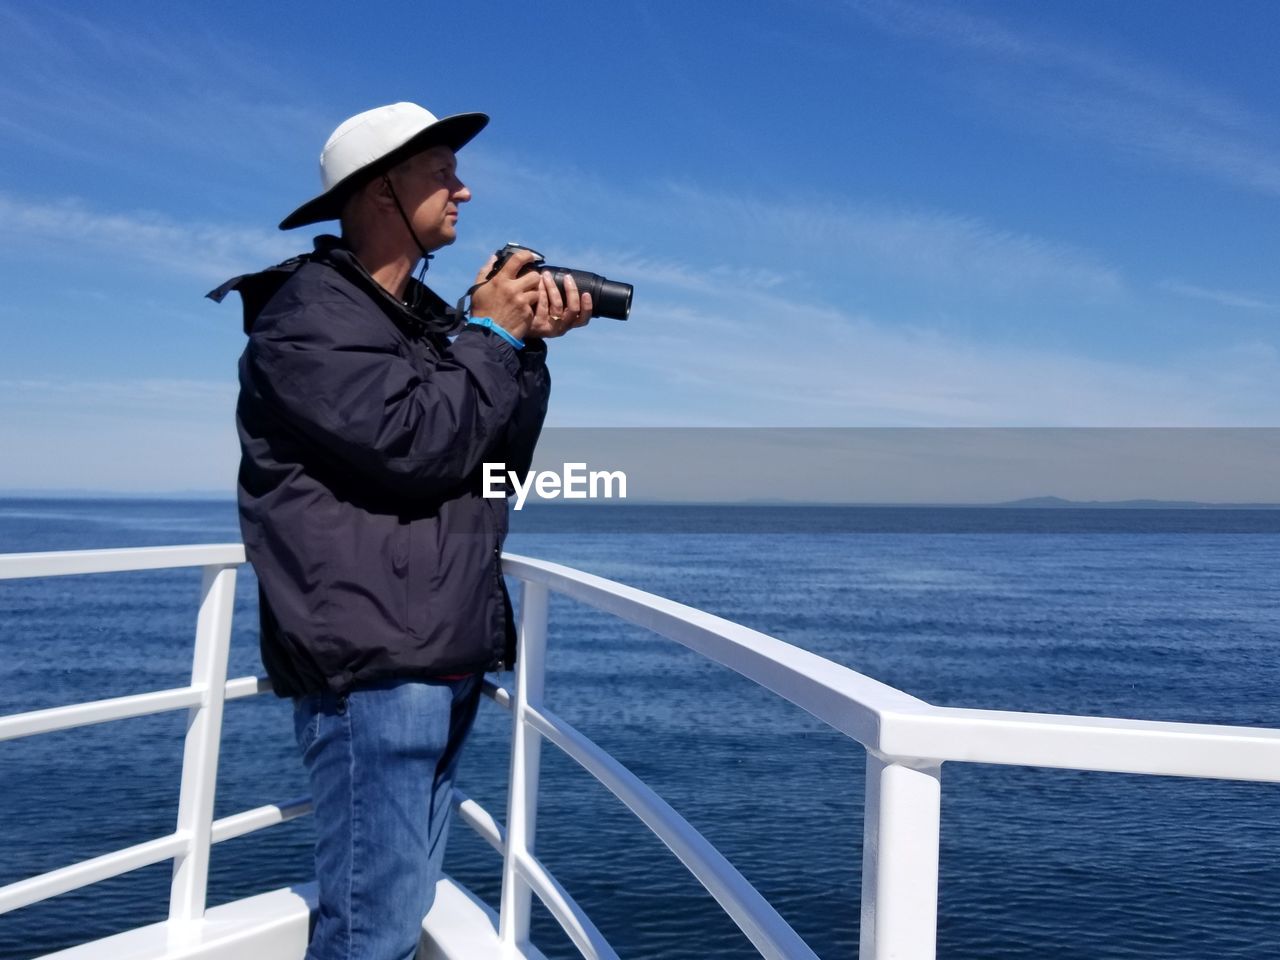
490, 243, 633, 321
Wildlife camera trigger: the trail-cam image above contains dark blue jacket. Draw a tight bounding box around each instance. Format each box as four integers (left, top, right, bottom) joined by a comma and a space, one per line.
211, 237, 549, 696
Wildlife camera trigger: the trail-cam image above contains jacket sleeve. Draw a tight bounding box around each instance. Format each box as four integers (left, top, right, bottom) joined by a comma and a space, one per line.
498, 339, 552, 484
244, 297, 524, 498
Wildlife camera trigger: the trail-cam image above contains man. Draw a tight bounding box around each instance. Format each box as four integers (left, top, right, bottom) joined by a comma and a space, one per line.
210, 101, 588, 960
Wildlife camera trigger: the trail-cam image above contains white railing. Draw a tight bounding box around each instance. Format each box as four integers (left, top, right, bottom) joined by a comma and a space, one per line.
0, 545, 312, 922
1, 545, 1279, 960
492, 553, 1280, 960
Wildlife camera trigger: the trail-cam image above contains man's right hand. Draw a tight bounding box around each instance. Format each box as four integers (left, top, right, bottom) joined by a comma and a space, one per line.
470, 250, 542, 341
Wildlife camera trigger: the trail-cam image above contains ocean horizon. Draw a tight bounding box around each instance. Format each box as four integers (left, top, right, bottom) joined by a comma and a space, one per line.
4, 492, 1280, 507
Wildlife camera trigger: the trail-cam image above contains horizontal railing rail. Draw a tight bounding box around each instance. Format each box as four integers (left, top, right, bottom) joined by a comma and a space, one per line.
0, 833, 191, 915
210, 796, 313, 846
500, 553, 1280, 782
0, 795, 316, 916
0, 544, 246, 581
0, 686, 206, 743
880, 703, 1280, 783
501, 554, 927, 750
0, 675, 275, 744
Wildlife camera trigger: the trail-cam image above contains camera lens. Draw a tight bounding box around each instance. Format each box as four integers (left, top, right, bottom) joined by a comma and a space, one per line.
545, 267, 633, 321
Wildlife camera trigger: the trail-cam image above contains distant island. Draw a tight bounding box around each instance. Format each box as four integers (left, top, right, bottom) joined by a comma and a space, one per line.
994, 496, 1280, 510
716, 496, 1280, 509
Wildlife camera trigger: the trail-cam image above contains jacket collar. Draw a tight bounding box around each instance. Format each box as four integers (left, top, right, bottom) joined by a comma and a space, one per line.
312, 235, 460, 339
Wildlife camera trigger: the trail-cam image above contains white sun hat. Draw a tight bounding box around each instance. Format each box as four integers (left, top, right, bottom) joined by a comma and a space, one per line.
278, 101, 488, 230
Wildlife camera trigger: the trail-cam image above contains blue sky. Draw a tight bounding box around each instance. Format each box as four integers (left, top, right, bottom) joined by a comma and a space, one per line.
0, 0, 1277, 493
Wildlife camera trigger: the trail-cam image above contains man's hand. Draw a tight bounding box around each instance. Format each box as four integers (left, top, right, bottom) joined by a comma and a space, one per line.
470, 250, 543, 340
530, 271, 592, 339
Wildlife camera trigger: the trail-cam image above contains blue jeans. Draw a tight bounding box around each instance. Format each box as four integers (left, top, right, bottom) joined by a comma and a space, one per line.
293, 675, 483, 960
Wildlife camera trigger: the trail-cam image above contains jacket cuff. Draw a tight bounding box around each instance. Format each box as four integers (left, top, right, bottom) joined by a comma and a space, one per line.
457, 325, 521, 377
520, 338, 548, 369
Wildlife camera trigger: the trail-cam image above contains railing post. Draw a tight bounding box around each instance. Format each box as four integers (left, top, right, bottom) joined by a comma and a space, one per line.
167, 563, 237, 925
859, 752, 942, 960
499, 580, 549, 953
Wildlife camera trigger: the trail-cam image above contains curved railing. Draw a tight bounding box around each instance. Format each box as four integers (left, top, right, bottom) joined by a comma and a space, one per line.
2, 545, 1279, 960
496, 554, 1280, 959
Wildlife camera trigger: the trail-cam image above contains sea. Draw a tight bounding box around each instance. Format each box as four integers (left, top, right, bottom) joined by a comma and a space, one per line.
1, 498, 1278, 960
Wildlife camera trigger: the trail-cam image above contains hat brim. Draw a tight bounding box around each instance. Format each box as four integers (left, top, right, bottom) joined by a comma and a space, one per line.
278, 112, 489, 231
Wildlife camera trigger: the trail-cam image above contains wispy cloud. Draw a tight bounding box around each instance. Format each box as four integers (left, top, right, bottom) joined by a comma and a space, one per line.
544, 286, 1280, 428
444, 151, 1280, 428
668, 183, 1124, 298
0, 141, 1126, 308
1161, 280, 1280, 313
0, 193, 297, 281
0, 3, 327, 182
560, 253, 793, 298
845, 0, 1280, 198
466, 149, 1124, 301
847, 0, 1258, 127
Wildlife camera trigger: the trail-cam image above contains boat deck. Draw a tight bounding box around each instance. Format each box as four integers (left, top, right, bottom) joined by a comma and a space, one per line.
38, 877, 543, 960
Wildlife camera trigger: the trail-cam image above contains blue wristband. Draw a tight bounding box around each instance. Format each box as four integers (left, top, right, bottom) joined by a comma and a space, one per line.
467, 317, 524, 350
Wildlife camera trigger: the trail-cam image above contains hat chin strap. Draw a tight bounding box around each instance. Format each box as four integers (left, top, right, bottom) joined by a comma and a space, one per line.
382, 175, 434, 284
381, 174, 442, 319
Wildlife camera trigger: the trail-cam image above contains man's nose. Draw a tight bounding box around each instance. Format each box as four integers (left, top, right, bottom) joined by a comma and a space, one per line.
454, 181, 472, 203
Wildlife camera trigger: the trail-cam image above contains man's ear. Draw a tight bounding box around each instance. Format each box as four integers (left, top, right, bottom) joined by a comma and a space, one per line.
372, 175, 401, 211
345, 175, 394, 215
339, 177, 382, 237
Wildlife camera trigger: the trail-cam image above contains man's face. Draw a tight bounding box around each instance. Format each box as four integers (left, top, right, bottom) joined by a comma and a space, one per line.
388, 145, 471, 251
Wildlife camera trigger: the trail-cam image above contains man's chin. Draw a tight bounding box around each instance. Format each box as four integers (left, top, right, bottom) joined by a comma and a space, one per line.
423, 231, 457, 252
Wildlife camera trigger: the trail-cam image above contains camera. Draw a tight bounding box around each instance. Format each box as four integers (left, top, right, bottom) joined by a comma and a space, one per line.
489, 243, 633, 321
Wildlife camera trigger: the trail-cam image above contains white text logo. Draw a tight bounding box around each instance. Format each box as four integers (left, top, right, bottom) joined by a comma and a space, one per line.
483, 462, 628, 511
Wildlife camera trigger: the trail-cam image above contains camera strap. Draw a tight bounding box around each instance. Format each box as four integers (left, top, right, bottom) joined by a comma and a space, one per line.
455, 280, 487, 326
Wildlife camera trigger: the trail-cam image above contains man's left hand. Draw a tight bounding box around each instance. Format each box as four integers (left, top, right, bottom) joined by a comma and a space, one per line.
529, 272, 592, 339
